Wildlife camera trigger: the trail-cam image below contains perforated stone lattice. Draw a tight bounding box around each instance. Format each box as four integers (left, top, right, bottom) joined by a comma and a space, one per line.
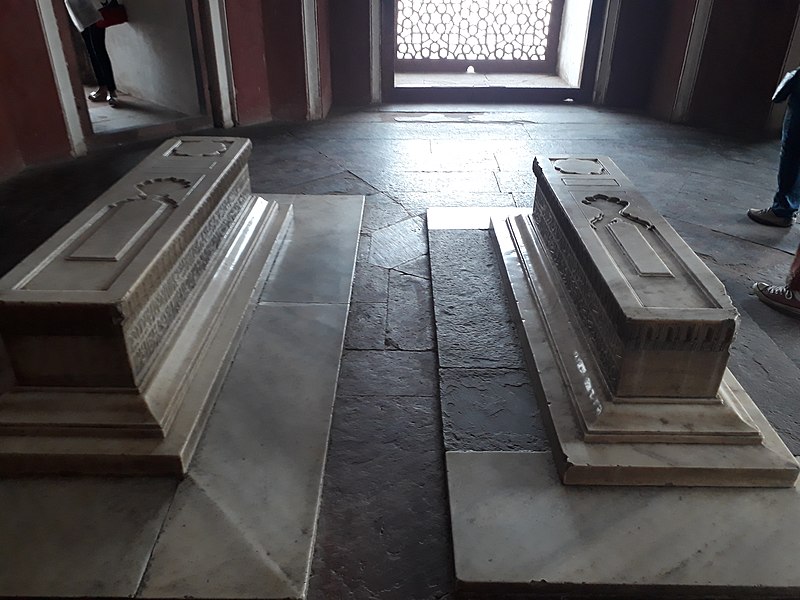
396, 0, 553, 61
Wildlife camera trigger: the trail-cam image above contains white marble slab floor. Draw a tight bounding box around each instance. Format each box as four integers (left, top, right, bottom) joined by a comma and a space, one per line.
0, 194, 364, 600
448, 451, 800, 597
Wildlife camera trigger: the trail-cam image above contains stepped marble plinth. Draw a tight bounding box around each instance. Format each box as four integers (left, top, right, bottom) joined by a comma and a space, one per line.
491, 156, 799, 487
0, 137, 292, 475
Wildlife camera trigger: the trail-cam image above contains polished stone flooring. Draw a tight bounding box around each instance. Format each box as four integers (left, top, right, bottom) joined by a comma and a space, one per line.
1, 104, 798, 599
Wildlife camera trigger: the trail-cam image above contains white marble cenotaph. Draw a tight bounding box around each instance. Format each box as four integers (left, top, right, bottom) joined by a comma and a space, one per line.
0, 137, 292, 475
492, 156, 799, 487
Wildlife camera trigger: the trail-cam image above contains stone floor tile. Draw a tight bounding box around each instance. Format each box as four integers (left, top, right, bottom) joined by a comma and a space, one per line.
665, 208, 800, 263
351, 168, 501, 195
678, 171, 776, 209
369, 216, 427, 269
512, 191, 535, 208
495, 170, 537, 193
249, 155, 344, 192
308, 394, 453, 600
337, 350, 437, 397
429, 229, 526, 369
494, 144, 561, 171
304, 138, 432, 164
392, 254, 432, 280
352, 235, 390, 303
362, 193, 414, 232
0, 478, 175, 598
727, 306, 800, 456
278, 170, 379, 196
440, 368, 549, 452
386, 270, 435, 351
394, 191, 516, 217
344, 302, 388, 350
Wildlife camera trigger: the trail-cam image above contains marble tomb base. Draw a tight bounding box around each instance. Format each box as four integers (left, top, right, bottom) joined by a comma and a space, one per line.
0, 137, 294, 475
0, 192, 364, 599
497, 156, 797, 487
429, 206, 800, 598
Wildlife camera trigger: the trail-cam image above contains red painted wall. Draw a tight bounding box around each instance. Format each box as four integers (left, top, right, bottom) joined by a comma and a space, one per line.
689, 0, 799, 136
646, 0, 697, 121
0, 95, 22, 180
226, 0, 272, 125
262, 1, 308, 120
0, 0, 71, 172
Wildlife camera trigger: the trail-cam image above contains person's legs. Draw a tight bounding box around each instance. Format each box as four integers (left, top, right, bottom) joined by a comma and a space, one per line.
81, 26, 107, 99
83, 24, 118, 105
748, 82, 800, 226
771, 100, 800, 218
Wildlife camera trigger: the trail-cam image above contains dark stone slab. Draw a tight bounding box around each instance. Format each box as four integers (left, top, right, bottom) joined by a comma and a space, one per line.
352, 235, 390, 303
429, 229, 525, 369
394, 191, 516, 217
393, 254, 431, 280
386, 271, 435, 351
440, 368, 549, 452
728, 308, 800, 456
278, 171, 378, 196
308, 394, 453, 600
495, 170, 537, 193
337, 350, 437, 397
669, 218, 791, 285
369, 216, 428, 269
350, 167, 501, 195
653, 191, 800, 255
248, 155, 344, 192
362, 193, 414, 233
512, 191, 534, 208
344, 302, 387, 351
295, 121, 529, 142
730, 275, 800, 368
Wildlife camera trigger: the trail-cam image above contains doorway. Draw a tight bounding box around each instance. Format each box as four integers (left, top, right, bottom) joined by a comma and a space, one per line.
46, 0, 214, 147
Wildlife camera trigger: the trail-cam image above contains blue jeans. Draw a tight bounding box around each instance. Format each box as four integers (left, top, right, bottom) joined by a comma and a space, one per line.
772, 91, 800, 218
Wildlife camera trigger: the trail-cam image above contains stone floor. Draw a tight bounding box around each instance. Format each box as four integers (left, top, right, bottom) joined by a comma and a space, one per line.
1, 103, 798, 599
83, 85, 190, 135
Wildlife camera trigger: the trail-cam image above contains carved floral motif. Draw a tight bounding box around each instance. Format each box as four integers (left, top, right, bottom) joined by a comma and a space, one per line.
136, 177, 192, 204
171, 140, 231, 157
